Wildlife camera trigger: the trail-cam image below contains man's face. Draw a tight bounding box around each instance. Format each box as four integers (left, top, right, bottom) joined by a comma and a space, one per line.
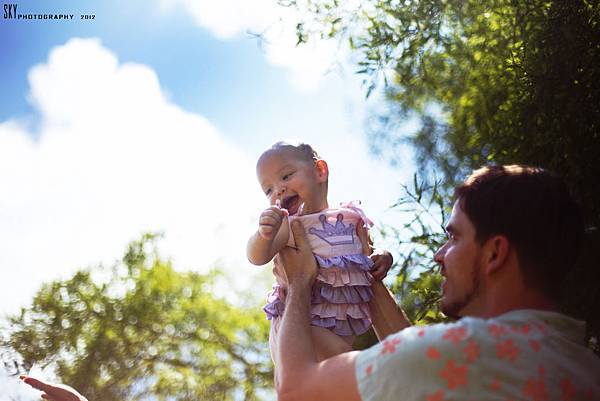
434, 200, 484, 318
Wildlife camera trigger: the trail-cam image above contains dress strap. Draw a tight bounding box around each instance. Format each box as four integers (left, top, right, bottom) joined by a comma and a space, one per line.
339, 200, 374, 229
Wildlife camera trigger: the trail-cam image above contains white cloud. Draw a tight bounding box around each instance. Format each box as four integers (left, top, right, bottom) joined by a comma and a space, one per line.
159, 0, 277, 39
158, 0, 342, 91
0, 38, 266, 316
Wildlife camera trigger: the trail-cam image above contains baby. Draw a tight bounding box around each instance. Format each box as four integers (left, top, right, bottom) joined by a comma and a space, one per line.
247, 141, 392, 361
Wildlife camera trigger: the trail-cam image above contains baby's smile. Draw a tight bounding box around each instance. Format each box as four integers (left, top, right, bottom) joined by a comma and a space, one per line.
281, 194, 301, 215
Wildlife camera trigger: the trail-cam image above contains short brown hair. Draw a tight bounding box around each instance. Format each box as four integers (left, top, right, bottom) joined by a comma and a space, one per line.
454, 165, 583, 296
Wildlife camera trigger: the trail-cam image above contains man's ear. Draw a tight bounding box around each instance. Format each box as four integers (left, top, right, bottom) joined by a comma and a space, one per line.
483, 235, 510, 274
315, 159, 329, 182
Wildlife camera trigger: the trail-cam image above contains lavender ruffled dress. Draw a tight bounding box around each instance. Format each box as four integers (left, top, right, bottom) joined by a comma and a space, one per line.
263, 204, 374, 336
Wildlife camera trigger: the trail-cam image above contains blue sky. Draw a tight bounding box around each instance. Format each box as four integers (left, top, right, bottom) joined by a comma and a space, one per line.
0, 0, 417, 335
0, 0, 351, 145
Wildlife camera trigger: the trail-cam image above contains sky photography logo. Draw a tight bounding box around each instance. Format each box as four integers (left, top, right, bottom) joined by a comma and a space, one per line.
3, 2, 93, 21
3, 3, 17, 18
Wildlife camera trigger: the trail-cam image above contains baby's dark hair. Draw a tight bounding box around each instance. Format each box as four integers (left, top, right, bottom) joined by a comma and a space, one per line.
268, 141, 321, 162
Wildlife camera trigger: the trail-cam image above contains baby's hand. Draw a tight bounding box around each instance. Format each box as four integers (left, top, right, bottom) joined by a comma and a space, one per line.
370, 249, 393, 280
258, 203, 288, 240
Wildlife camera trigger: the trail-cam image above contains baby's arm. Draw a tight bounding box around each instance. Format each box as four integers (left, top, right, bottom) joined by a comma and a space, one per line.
247, 205, 290, 265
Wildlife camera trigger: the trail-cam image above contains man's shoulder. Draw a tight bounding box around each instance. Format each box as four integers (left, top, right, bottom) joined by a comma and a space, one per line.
356, 313, 600, 401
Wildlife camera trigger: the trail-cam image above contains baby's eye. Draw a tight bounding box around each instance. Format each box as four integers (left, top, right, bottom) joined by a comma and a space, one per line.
282, 171, 294, 180
265, 188, 272, 196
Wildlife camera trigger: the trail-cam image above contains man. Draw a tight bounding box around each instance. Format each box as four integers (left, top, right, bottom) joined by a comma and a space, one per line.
273, 165, 600, 401
21, 165, 600, 400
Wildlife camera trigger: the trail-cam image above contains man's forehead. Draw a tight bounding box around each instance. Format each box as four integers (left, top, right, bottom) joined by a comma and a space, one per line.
445, 200, 478, 236
445, 201, 466, 230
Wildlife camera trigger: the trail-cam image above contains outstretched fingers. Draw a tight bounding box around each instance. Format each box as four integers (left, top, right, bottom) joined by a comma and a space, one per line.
20, 376, 86, 401
20, 376, 50, 392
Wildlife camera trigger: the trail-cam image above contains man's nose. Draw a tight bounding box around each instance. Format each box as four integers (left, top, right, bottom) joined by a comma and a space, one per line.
434, 243, 446, 264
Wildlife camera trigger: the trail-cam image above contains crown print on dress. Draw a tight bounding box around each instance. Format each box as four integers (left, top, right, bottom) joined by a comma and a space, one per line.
308, 213, 355, 245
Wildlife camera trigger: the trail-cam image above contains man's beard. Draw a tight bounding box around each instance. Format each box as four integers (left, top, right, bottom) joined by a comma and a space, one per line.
441, 258, 481, 319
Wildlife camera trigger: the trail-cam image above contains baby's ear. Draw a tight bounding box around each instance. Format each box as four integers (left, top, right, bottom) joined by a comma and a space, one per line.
315, 159, 329, 182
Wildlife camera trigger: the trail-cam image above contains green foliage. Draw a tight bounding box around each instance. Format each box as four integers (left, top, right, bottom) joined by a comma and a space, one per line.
2, 234, 272, 401
387, 175, 447, 325
291, 0, 600, 350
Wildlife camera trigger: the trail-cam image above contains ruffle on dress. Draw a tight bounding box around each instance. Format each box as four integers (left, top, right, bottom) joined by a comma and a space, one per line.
310, 316, 372, 337
312, 285, 373, 304
263, 284, 285, 319
263, 253, 374, 336
311, 302, 371, 319
314, 253, 373, 269
318, 268, 373, 287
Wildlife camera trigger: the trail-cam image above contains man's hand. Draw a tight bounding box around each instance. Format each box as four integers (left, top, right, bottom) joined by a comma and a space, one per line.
370, 249, 393, 280
277, 219, 317, 288
258, 203, 288, 240
20, 376, 88, 401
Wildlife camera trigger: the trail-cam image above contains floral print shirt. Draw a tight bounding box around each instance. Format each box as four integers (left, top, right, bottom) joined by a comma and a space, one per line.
356, 309, 600, 401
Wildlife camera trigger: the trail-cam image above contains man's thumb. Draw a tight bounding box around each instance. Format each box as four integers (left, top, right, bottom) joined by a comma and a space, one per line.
290, 220, 307, 247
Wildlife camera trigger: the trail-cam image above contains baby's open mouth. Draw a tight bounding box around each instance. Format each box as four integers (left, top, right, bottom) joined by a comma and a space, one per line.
281, 195, 301, 215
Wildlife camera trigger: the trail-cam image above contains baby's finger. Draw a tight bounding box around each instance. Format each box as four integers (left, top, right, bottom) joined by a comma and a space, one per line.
273, 203, 289, 217
260, 214, 282, 226
265, 205, 288, 218
258, 226, 276, 240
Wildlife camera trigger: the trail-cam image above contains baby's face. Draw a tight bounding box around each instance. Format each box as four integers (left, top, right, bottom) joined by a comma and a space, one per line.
256, 148, 326, 215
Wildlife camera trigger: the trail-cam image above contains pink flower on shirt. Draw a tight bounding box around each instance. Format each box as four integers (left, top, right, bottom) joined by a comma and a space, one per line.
463, 340, 480, 363
439, 360, 468, 389
496, 338, 520, 362
488, 323, 507, 338
442, 326, 467, 345
380, 337, 401, 355
522, 365, 548, 401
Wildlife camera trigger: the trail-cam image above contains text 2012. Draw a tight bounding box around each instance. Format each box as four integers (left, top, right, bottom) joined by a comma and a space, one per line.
81, 14, 95, 20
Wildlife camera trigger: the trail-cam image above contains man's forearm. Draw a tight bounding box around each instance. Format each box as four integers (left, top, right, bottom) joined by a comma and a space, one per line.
276, 283, 316, 394
369, 281, 411, 340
